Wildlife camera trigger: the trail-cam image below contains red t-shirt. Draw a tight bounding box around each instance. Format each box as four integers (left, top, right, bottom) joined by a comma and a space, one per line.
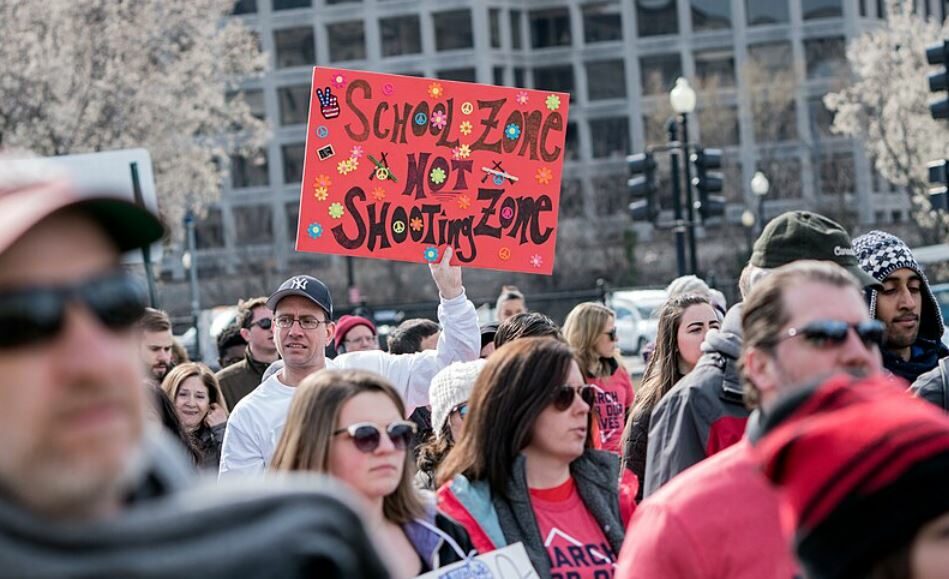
589, 367, 635, 454
530, 477, 616, 579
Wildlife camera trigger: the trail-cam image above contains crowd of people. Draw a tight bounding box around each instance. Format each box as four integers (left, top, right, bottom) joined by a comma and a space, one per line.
3, 152, 949, 578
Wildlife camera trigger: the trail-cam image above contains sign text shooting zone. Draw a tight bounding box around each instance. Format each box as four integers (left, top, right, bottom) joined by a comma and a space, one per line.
296, 68, 570, 275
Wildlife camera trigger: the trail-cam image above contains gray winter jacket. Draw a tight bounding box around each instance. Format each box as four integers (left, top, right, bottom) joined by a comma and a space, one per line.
643, 304, 750, 497
0, 430, 391, 578
911, 358, 949, 411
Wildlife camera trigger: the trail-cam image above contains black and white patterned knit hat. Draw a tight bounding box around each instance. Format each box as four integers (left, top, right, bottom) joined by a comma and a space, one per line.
852, 230, 944, 342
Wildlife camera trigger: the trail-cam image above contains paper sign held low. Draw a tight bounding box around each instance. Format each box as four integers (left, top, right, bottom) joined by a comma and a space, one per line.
415, 542, 539, 579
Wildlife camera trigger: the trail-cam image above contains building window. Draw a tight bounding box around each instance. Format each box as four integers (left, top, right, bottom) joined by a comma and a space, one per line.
589, 117, 630, 159
285, 202, 300, 242
433, 10, 473, 51
697, 105, 740, 147
510, 10, 523, 49
273, 27, 315, 69
195, 207, 225, 249
533, 64, 575, 95
753, 95, 797, 142
327, 21, 366, 62
746, 0, 790, 25
489, 8, 502, 48
802, 0, 843, 20
694, 49, 735, 89
585, 60, 627, 101
722, 159, 743, 202
325, 0, 361, 3
816, 152, 855, 194
640, 53, 683, 94
513, 67, 526, 88
592, 173, 629, 216
805, 37, 847, 79
748, 41, 793, 78
808, 96, 836, 139
691, 0, 731, 31
560, 178, 585, 218
757, 157, 802, 199
380, 15, 422, 57
226, 89, 265, 130
565, 121, 580, 161
529, 8, 572, 49
282, 143, 306, 184
636, 0, 678, 37
272, 0, 310, 10
232, 204, 274, 246
278, 85, 310, 126
232, 0, 257, 15
582, 2, 623, 43
438, 68, 477, 82
493, 66, 505, 86
231, 150, 269, 188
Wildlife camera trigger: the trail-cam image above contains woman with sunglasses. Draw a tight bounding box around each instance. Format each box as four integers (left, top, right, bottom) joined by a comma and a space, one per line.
437, 338, 632, 577
564, 303, 635, 455
621, 294, 721, 500
270, 369, 474, 577
416, 360, 485, 490
160, 362, 229, 470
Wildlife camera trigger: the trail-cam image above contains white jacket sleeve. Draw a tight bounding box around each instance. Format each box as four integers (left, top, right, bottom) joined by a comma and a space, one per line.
334, 290, 480, 413
218, 405, 266, 478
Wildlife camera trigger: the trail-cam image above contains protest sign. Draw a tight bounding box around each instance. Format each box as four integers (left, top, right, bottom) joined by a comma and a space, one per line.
296, 68, 570, 275
415, 542, 538, 579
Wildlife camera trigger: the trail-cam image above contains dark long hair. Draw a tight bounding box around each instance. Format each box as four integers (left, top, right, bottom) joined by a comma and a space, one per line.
149, 385, 202, 465
437, 338, 589, 496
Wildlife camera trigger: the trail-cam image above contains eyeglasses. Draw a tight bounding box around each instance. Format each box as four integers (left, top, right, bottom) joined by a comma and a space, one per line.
0, 271, 146, 349
450, 402, 469, 420
274, 315, 329, 330
333, 420, 418, 453
345, 335, 377, 346
551, 384, 597, 411
775, 319, 885, 350
603, 328, 617, 341
247, 318, 272, 330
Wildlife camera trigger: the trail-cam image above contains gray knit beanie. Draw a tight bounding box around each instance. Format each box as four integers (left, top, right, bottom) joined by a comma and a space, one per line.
429, 359, 486, 439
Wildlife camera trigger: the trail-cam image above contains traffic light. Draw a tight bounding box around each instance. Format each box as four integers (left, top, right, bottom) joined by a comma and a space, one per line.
926, 40, 948, 120
690, 148, 725, 222
627, 152, 658, 222
929, 159, 948, 212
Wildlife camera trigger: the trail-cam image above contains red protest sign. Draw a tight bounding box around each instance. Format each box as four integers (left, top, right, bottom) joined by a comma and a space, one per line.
296, 68, 570, 275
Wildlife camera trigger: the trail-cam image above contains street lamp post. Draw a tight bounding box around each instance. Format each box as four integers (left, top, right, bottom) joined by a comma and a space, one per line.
667, 119, 687, 277
670, 78, 698, 274
751, 171, 770, 235
740, 209, 756, 256
183, 210, 201, 361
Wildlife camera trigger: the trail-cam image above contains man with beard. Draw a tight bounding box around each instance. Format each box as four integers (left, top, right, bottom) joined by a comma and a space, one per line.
0, 155, 391, 577
139, 307, 174, 384
853, 230, 947, 384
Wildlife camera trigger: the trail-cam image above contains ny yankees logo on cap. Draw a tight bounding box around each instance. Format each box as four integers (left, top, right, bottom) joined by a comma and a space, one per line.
289, 277, 308, 290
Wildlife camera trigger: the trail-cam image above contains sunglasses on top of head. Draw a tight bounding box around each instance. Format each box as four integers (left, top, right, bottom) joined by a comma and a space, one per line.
775, 319, 885, 350
333, 420, 418, 453
551, 384, 598, 411
0, 271, 147, 350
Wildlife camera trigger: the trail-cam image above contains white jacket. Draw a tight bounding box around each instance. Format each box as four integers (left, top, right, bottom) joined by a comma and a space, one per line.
219, 291, 480, 477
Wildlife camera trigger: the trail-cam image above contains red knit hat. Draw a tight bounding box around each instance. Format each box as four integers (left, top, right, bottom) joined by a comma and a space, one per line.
755, 374, 949, 579
334, 315, 376, 350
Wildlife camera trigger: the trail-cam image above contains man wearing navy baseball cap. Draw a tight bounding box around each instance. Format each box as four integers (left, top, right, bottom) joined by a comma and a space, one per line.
220, 248, 481, 476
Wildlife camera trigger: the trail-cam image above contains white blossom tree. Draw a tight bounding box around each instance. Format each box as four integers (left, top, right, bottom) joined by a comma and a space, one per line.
0, 0, 268, 237
824, 0, 949, 242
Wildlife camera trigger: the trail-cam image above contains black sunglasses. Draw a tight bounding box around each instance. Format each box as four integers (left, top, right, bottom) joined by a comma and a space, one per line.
552, 384, 597, 411
451, 401, 469, 419
333, 420, 417, 453
247, 318, 272, 330
0, 271, 147, 349
776, 319, 885, 349
603, 328, 617, 341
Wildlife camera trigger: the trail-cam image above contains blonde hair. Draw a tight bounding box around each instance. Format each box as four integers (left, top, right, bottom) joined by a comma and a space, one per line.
269, 369, 424, 523
563, 302, 624, 379
160, 362, 227, 413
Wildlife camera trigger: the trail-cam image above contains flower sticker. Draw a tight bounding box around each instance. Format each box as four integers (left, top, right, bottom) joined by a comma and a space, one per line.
350, 145, 364, 159
423, 246, 439, 263
314, 186, 329, 201
459, 121, 473, 136
430, 110, 448, 130
410, 217, 424, 232
457, 194, 471, 210
331, 73, 346, 88
535, 167, 553, 185
372, 187, 386, 201
430, 167, 447, 185
545, 94, 561, 111
427, 82, 444, 100
337, 158, 354, 175
307, 223, 323, 239
451, 144, 471, 160
505, 123, 521, 140
348, 156, 359, 170
529, 254, 544, 268
315, 175, 332, 188
329, 202, 345, 220
515, 91, 529, 105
